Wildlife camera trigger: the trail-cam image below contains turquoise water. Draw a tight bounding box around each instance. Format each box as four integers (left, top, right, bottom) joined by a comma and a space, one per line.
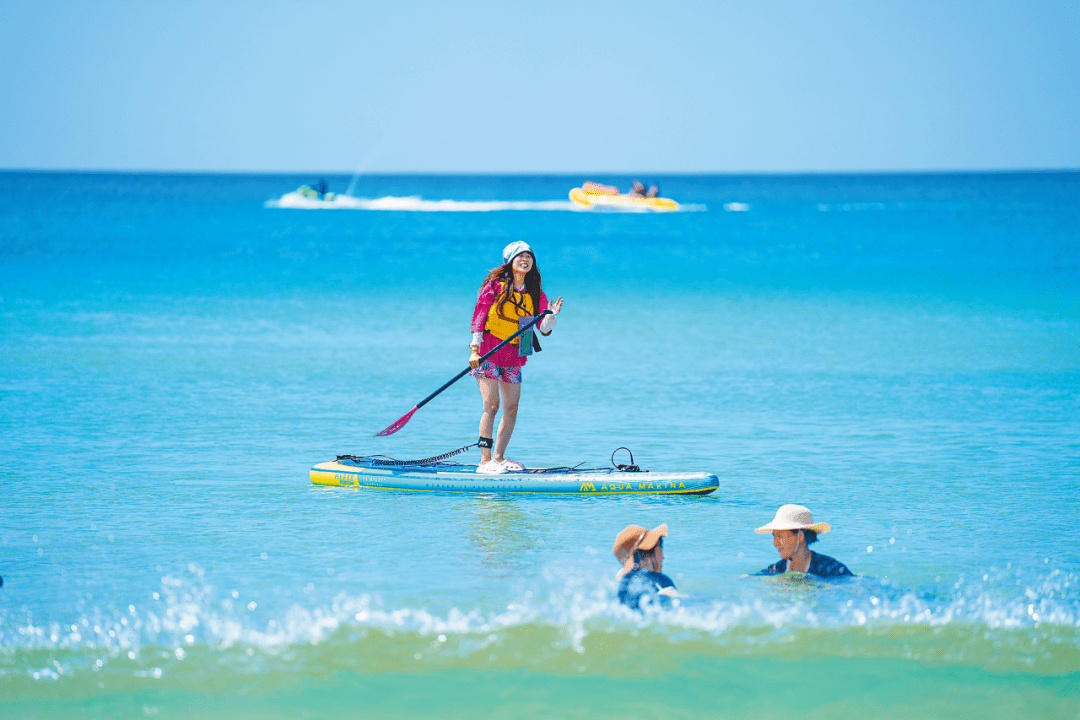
2, 171, 1078, 717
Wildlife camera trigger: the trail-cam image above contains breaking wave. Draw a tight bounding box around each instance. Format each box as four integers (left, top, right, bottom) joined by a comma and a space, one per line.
3, 563, 1077, 685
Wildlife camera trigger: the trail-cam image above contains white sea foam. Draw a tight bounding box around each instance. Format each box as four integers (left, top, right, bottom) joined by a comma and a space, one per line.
267, 192, 576, 212
4, 563, 1076, 681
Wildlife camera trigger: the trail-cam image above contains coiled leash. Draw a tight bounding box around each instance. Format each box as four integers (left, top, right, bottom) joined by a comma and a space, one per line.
611, 447, 646, 473
338, 442, 479, 467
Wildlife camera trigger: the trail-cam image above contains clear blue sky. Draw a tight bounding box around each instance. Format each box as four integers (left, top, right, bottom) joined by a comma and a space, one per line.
2, 0, 1077, 173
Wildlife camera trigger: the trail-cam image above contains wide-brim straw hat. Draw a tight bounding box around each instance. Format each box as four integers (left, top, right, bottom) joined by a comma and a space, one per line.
613, 523, 667, 576
754, 504, 831, 534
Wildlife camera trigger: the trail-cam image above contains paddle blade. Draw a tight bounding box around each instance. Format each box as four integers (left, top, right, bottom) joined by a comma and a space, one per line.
374, 406, 418, 437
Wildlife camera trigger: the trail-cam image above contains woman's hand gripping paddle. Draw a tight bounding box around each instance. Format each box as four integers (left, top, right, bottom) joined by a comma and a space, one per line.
374, 310, 553, 437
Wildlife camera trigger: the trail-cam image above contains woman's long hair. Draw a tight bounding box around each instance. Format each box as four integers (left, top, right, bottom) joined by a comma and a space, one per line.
479, 258, 543, 323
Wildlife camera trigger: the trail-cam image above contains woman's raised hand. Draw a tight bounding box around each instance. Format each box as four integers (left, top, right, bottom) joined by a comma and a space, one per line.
551, 297, 563, 315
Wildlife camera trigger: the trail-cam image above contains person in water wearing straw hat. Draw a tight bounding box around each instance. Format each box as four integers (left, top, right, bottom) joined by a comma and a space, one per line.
755, 504, 853, 578
613, 523, 677, 609
469, 241, 563, 474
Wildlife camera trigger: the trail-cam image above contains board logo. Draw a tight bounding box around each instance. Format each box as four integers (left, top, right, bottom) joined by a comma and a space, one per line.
579, 482, 597, 492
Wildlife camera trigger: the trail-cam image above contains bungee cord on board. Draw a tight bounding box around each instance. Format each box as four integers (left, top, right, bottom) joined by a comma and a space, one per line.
336, 445, 650, 474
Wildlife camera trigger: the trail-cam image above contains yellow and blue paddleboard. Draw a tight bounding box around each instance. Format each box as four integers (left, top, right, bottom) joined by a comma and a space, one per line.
311, 457, 717, 496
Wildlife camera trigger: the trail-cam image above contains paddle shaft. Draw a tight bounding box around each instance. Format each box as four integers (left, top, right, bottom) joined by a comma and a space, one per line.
414, 309, 553, 410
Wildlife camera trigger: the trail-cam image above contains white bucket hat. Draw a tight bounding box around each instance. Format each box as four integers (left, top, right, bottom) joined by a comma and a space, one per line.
755, 504, 831, 534
502, 241, 533, 265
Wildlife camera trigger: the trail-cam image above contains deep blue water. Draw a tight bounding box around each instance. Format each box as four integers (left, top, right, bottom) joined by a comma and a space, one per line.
1, 171, 1078, 718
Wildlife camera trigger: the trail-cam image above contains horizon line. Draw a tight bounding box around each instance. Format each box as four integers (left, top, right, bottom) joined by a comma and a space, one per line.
2, 166, 1078, 177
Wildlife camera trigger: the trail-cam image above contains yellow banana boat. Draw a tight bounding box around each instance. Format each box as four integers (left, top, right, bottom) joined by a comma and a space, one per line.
569, 187, 679, 211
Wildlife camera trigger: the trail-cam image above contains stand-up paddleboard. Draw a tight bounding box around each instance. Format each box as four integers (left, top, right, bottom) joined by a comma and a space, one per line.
569, 187, 679, 211
310, 450, 718, 496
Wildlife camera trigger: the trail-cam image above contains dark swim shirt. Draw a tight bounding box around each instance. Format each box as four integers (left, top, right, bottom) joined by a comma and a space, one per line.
618, 570, 676, 609
758, 551, 853, 578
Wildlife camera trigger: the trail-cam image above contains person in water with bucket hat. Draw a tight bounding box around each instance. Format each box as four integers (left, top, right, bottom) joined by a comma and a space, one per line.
468, 241, 563, 474
755, 504, 853, 578
613, 523, 678, 609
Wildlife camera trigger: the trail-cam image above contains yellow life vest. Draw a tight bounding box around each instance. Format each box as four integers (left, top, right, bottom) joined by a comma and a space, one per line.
485, 282, 535, 342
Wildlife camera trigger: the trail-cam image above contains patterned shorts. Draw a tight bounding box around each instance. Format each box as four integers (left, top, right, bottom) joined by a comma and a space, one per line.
469, 360, 522, 384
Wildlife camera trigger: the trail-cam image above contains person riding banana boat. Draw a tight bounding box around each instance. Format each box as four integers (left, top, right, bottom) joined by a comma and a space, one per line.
582, 180, 661, 198
572, 180, 676, 210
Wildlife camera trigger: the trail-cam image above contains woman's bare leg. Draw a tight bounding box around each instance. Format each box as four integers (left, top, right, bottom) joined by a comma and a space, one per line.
477, 378, 500, 463
493, 381, 521, 462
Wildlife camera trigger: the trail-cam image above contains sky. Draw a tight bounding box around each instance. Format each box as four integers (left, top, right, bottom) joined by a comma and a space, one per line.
1, 0, 1078, 173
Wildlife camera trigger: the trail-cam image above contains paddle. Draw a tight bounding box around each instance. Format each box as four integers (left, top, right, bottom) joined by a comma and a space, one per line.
375, 309, 554, 437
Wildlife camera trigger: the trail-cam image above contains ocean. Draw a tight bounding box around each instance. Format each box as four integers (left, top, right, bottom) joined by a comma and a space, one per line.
1, 171, 1078, 718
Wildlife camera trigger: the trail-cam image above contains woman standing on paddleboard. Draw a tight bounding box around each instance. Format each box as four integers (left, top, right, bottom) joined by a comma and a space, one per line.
469, 242, 562, 474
